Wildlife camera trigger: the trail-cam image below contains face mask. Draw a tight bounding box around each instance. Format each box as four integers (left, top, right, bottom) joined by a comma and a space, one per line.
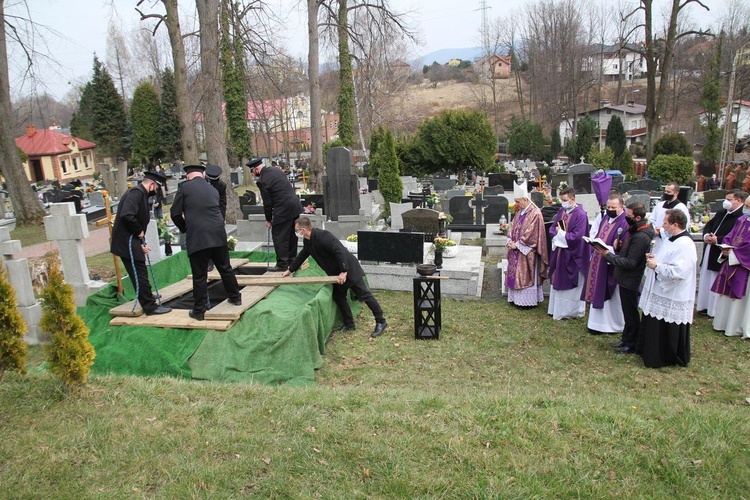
561, 201, 571, 209
625, 216, 635, 225
723, 199, 733, 211
606, 209, 618, 219
743, 208, 750, 217
295, 231, 304, 239
662, 192, 674, 201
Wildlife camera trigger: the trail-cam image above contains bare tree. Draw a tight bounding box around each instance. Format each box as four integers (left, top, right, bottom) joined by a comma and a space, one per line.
625, 0, 711, 160
307, 0, 324, 192
106, 22, 134, 106
0, 0, 46, 225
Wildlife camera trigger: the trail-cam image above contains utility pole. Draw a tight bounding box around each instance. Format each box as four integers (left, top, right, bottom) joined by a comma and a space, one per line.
719, 42, 750, 182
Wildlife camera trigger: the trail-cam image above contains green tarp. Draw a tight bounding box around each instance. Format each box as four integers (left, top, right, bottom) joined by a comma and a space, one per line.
80, 251, 360, 385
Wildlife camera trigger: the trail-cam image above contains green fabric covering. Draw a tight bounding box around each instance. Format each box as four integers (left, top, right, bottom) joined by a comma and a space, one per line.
79, 250, 361, 385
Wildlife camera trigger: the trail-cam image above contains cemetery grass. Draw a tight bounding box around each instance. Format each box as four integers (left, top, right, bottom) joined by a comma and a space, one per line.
10, 223, 49, 247
2, 293, 749, 497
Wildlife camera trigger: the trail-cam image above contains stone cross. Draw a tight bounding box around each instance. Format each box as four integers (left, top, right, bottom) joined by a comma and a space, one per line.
43, 202, 106, 306
0, 227, 45, 344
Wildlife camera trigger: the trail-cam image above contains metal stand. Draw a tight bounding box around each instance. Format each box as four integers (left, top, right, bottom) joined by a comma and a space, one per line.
413, 275, 441, 339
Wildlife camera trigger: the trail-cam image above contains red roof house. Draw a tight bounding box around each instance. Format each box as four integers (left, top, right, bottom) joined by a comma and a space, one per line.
15, 125, 97, 183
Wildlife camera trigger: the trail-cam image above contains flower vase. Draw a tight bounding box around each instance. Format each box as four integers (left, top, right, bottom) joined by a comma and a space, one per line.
434, 250, 443, 269
164, 241, 173, 256
438, 219, 447, 237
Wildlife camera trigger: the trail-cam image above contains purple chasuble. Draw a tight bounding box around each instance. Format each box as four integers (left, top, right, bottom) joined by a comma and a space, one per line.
506, 210, 528, 290
711, 216, 750, 299
548, 204, 590, 290
582, 212, 629, 308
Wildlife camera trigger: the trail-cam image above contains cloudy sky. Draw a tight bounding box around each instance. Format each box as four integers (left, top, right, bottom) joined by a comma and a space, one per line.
7, 0, 722, 100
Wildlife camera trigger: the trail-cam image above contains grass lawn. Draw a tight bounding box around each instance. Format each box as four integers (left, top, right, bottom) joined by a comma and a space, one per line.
2, 288, 748, 497
10, 223, 50, 247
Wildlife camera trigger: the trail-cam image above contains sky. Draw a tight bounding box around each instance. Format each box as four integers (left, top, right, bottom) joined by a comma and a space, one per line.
7, 0, 724, 101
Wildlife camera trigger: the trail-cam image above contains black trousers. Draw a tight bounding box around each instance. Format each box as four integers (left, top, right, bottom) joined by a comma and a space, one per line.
189, 246, 241, 313
272, 218, 298, 269
121, 257, 157, 312
332, 277, 384, 326
619, 286, 641, 349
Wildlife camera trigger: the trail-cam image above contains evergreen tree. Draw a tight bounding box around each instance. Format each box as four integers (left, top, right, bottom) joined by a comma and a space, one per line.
336, 0, 356, 148
69, 81, 95, 141
507, 116, 546, 159
375, 130, 402, 217
367, 126, 385, 178
130, 81, 162, 164
575, 116, 597, 162
220, 6, 252, 164
653, 132, 693, 158
40, 259, 95, 387
550, 127, 562, 158
0, 268, 27, 381
605, 115, 626, 160
89, 56, 128, 159
619, 148, 634, 176
159, 68, 182, 161
700, 36, 723, 167
588, 144, 615, 170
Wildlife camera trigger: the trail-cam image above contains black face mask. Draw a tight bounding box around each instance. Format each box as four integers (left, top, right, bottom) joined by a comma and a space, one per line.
626, 216, 637, 225
662, 192, 675, 201
606, 209, 618, 219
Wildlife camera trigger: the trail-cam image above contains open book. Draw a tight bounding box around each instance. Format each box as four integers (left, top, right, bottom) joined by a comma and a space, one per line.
715, 243, 735, 250
583, 236, 614, 252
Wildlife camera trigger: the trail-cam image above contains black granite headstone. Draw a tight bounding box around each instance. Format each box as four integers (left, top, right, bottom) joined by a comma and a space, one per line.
636, 179, 661, 192
566, 163, 596, 194
358, 230, 424, 264
432, 178, 456, 192
449, 196, 474, 224
484, 196, 509, 223
483, 185, 504, 195
530, 191, 545, 208
489, 173, 516, 190
323, 147, 360, 221
617, 181, 639, 194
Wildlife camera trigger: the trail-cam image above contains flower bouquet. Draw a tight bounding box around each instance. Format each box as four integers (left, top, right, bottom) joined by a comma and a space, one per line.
345, 234, 358, 253
227, 235, 237, 251
432, 237, 457, 258
498, 223, 509, 236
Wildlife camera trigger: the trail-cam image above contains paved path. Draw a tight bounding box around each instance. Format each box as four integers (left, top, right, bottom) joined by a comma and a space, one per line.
15, 225, 112, 259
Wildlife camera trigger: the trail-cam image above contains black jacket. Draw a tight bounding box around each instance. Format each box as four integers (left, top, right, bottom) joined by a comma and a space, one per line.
604, 220, 655, 291
208, 177, 228, 219
702, 207, 742, 271
111, 184, 150, 261
257, 166, 303, 224
170, 177, 227, 255
289, 227, 363, 283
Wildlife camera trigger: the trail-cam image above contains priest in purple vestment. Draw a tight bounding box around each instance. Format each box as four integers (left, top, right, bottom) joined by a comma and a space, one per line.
582, 193, 629, 334
506, 180, 549, 307
711, 196, 750, 339
547, 187, 590, 319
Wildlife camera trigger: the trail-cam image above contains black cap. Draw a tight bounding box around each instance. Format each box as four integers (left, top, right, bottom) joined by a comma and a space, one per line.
183, 164, 206, 175
143, 171, 167, 186
205, 165, 222, 180
246, 158, 263, 169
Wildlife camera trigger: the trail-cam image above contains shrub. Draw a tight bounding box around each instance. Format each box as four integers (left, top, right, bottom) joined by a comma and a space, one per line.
0, 267, 27, 381
647, 154, 695, 186
40, 259, 95, 386
375, 130, 403, 218
619, 148, 634, 175
653, 132, 693, 158
588, 144, 615, 170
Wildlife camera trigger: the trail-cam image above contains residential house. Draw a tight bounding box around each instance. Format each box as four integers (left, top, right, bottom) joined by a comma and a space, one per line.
583, 43, 646, 82
15, 125, 97, 183
474, 54, 512, 79
559, 101, 647, 148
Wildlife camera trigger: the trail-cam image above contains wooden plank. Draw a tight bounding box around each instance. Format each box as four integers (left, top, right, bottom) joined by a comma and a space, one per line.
187, 258, 250, 280
204, 285, 275, 320
109, 278, 195, 318
109, 309, 234, 331
235, 275, 339, 286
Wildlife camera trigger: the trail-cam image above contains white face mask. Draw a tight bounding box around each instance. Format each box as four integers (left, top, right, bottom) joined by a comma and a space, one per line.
295, 231, 304, 239
723, 199, 733, 211
561, 201, 572, 209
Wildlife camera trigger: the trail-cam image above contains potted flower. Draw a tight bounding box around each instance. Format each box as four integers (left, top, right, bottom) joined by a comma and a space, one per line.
345, 234, 358, 253
157, 216, 174, 255
227, 235, 237, 251
432, 237, 457, 262
498, 223, 509, 236
426, 193, 440, 208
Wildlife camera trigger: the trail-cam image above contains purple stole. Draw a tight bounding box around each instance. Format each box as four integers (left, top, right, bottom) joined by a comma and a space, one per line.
582, 214, 628, 308
506, 210, 528, 290
711, 216, 750, 299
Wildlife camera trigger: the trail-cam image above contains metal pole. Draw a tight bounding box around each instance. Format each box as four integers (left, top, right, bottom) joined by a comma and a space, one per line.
719, 52, 738, 185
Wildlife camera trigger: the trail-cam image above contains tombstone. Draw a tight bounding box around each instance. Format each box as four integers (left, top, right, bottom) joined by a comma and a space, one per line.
432, 177, 457, 192
230, 171, 240, 186
530, 191, 545, 208
367, 178, 379, 192
677, 186, 693, 205
400, 176, 419, 199
566, 163, 596, 194
0, 227, 45, 344
618, 181, 639, 194
42, 203, 106, 306
300, 193, 324, 215
237, 214, 270, 241
88, 191, 105, 207
608, 174, 624, 189
324, 215, 363, 240
636, 178, 661, 192
401, 208, 440, 242
446, 189, 465, 199
389, 202, 412, 229
489, 173, 516, 191
449, 196, 473, 224
98, 163, 116, 195
702, 189, 728, 205
483, 185, 504, 195
627, 193, 652, 210
322, 147, 360, 221
484, 196, 509, 223
357, 230, 424, 264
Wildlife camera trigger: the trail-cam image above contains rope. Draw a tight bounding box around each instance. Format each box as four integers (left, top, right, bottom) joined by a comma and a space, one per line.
128, 235, 139, 312
266, 227, 271, 269
145, 251, 162, 306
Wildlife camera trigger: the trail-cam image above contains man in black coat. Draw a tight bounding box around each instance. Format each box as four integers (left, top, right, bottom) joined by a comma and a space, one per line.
696, 189, 746, 316
249, 158, 304, 272
282, 216, 388, 337
171, 164, 242, 321
597, 202, 655, 354
205, 164, 227, 219
111, 171, 171, 315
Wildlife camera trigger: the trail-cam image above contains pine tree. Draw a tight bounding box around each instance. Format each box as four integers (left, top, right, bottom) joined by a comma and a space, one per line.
0, 267, 27, 381
550, 128, 562, 158
367, 126, 385, 178
90, 56, 128, 159
575, 116, 597, 162
375, 130, 402, 218
40, 259, 95, 387
69, 81, 95, 141
159, 68, 182, 161
605, 115, 626, 161
130, 81, 162, 164
700, 36, 723, 167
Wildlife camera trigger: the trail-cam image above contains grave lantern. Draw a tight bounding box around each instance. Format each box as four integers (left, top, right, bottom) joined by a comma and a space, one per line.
413, 272, 441, 340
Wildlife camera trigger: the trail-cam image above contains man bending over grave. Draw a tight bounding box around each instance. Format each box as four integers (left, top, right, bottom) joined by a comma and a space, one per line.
282, 216, 388, 338
111, 171, 172, 315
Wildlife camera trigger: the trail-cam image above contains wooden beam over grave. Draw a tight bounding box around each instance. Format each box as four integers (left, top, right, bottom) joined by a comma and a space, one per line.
204, 285, 275, 320
109, 309, 234, 331
109, 278, 195, 317
234, 276, 339, 286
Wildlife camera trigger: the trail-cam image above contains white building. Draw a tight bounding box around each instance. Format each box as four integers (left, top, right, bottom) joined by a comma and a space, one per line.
559, 102, 648, 147
583, 44, 646, 82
